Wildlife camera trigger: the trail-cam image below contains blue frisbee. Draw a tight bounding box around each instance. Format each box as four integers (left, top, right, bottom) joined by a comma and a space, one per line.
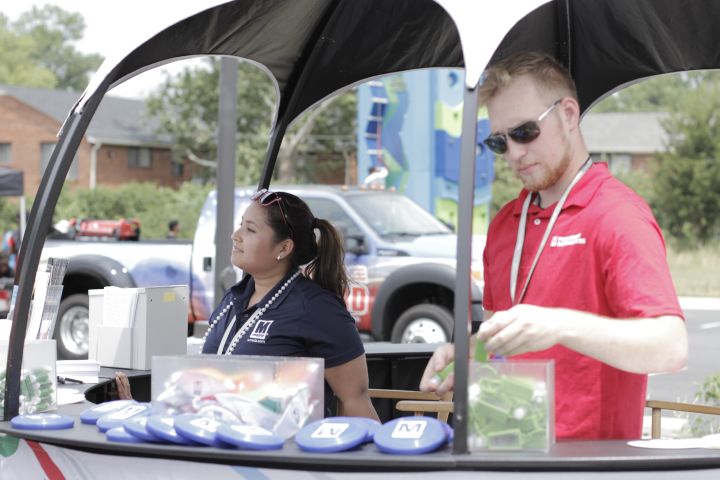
11, 413, 74, 430
106, 426, 144, 443
96, 403, 151, 432
80, 400, 137, 425
333, 416, 382, 442
173, 414, 225, 447
373, 417, 448, 454
294, 417, 368, 453
215, 423, 285, 450
442, 421, 454, 443
123, 415, 165, 443
146, 414, 202, 446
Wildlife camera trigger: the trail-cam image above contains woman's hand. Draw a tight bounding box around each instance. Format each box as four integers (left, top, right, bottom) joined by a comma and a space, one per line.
114, 372, 133, 400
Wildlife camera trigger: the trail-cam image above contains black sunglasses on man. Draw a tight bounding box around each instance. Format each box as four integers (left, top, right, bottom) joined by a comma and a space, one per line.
483, 99, 562, 155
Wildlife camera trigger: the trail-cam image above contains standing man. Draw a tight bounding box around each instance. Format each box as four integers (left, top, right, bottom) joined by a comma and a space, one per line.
420, 52, 687, 440
167, 219, 180, 239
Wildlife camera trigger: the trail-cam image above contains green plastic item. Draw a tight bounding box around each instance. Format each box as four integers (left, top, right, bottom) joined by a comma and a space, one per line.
435, 361, 455, 382
434, 337, 489, 383
468, 369, 549, 450
474, 337, 488, 362
486, 428, 523, 449
499, 376, 535, 403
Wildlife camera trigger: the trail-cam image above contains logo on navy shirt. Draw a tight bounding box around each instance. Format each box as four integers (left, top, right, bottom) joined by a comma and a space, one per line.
249, 319, 274, 342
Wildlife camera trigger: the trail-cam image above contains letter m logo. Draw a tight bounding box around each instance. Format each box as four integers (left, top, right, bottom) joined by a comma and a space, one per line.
391, 420, 427, 439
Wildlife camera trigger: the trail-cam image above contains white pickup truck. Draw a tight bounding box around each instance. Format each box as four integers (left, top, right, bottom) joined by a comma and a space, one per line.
43, 185, 485, 359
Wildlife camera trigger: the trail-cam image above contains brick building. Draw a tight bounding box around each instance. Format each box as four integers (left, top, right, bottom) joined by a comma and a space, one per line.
0, 84, 193, 196
581, 111, 668, 174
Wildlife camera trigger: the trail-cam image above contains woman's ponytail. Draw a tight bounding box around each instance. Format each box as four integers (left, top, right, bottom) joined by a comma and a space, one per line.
304, 218, 349, 300
262, 192, 349, 301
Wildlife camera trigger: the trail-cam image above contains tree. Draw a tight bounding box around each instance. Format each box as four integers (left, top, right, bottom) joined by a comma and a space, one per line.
145, 58, 275, 184
145, 57, 357, 185
54, 183, 212, 240
0, 14, 56, 88
490, 156, 522, 218
652, 79, 720, 247
592, 71, 716, 113
0, 6, 102, 91
278, 89, 357, 184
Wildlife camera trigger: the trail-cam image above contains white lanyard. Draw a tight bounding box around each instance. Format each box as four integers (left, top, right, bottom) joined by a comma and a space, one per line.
510, 157, 593, 304
216, 308, 264, 354
217, 314, 238, 354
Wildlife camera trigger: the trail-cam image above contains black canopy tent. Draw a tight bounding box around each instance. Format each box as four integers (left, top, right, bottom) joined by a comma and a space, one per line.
5, 0, 720, 456
0, 168, 23, 197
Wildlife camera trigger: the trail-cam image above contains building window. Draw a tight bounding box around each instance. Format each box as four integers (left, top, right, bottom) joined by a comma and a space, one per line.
171, 160, 184, 177
40, 143, 78, 180
0, 143, 11, 164
128, 147, 152, 169
0, 143, 12, 165
609, 153, 632, 174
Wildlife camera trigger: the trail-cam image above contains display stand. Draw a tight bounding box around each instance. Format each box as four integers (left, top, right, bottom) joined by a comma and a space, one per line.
3, 346, 720, 474
4, 405, 720, 473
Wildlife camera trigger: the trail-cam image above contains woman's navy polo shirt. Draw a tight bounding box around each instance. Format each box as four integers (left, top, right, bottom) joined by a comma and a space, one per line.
202, 270, 366, 414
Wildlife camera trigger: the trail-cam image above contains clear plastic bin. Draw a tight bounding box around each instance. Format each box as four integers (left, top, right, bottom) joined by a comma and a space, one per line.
468, 360, 554, 452
0, 340, 57, 416
152, 354, 324, 438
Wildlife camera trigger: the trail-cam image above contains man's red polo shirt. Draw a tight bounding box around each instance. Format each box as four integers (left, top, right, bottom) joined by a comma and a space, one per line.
482, 162, 683, 439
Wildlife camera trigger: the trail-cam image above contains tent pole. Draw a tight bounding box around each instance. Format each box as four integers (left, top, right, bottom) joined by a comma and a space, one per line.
3, 85, 106, 420
18, 197, 26, 240
214, 56, 239, 306
451, 83, 479, 454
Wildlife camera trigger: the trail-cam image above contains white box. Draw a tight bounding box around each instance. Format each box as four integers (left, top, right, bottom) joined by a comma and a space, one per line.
89, 285, 188, 370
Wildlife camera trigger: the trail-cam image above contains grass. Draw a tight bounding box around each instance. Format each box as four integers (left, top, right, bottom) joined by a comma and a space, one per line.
667, 244, 720, 297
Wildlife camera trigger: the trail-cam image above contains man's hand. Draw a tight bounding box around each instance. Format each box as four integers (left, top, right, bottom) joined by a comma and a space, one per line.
478, 304, 564, 356
419, 343, 456, 396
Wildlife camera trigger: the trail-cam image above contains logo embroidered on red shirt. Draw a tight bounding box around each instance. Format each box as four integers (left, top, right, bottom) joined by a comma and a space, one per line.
550, 233, 587, 247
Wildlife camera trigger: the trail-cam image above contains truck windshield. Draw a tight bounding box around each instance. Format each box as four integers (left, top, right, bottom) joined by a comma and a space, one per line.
345, 192, 451, 238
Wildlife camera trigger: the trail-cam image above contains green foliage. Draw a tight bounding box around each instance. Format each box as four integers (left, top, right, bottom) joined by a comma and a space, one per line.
614, 168, 655, 204
281, 89, 358, 184
680, 373, 720, 437
145, 57, 357, 185
651, 80, 720, 248
55, 183, 212, 240
0, 6, 102, 90
0, 14, 56, 88
592, 71, 716, 113
490, 156, 523, 218
0, 197, 27, 238
145, 59, 275, 184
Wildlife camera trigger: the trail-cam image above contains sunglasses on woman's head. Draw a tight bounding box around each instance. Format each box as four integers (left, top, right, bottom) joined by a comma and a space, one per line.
251, 189, 294, 238
483, 99, 562, 155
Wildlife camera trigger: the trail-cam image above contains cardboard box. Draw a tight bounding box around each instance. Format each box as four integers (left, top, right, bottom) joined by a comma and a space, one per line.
468, 360, 555, 452
89, 285, 188, 370
152, 354, 324, 438
0, 339, 57, 415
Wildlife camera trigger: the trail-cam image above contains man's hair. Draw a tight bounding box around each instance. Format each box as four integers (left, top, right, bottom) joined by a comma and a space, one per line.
168, 219, 179, 231
478, 51, 578, 106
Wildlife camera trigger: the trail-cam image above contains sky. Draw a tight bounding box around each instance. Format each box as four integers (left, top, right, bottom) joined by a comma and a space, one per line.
4, 0, 226, 98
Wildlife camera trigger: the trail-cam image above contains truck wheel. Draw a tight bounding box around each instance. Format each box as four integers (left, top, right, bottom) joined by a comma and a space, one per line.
391, 304, 453, 344
55, 294, 90, 360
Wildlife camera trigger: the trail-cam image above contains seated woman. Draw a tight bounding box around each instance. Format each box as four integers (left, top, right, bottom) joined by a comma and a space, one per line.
203, 189, 378, 419
120, 190, 378, 421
